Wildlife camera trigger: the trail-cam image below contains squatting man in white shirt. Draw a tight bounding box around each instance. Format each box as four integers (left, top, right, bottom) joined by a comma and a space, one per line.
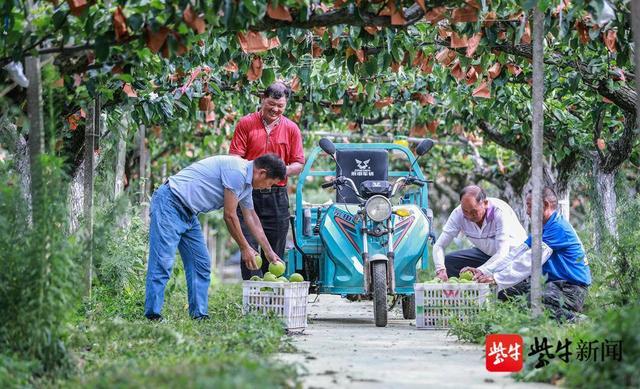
432, 185, 527, 281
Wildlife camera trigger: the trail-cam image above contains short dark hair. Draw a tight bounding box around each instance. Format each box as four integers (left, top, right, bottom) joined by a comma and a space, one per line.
263, 82, 291, 100
460, 185, 487, 202
527, 187, 558, 209
254, 153, 286, 180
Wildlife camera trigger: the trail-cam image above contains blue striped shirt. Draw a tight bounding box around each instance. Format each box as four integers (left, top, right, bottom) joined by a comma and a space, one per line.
525, 212, 591, 286
168, 156, 254, 214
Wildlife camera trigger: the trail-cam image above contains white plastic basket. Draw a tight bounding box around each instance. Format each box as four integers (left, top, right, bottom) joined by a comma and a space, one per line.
242, 281, 310, 331
414, 282, 492, 329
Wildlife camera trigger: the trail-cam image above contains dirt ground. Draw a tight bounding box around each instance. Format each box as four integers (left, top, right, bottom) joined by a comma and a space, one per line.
278, 294, 552, 389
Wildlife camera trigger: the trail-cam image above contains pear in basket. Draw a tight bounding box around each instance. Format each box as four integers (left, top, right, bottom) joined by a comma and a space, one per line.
460, 271, 474, 281
289, 273, 304, 282
269, 261, 286, 277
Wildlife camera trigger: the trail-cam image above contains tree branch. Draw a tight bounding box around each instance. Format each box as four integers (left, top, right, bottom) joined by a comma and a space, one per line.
38, 43, 93, 56
478, 120, 530, 157
250, 3, 432, 31
492, 42, 637, 113
601, 110, 638, 173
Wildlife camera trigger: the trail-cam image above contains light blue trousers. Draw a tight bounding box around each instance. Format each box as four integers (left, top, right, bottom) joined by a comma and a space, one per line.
144, 184, 210, 318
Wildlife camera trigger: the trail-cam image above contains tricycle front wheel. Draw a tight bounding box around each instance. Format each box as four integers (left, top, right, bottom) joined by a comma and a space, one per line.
372, 262, 388, 327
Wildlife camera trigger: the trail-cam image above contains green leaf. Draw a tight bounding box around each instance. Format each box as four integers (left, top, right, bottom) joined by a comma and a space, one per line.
261, 68, 275, 86
174, 99, 189, 113
128, 14, 143, 31
242, 0, 259, 15
382, 53, 392, 71
391, 45, 403, 63
365, 83, 377, 100
364, 58, 377, 76
299, 66, 311, 83
116, 74, 134, 83
536, 0, 553, 12
160, 98, 174, 118
142, 103, 152, 123
95, 36, 110, 62
52, 10, 66, 28
209, 82, 223, 95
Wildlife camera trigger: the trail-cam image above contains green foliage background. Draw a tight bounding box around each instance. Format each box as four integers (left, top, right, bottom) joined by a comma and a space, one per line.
1, 0, 639, 387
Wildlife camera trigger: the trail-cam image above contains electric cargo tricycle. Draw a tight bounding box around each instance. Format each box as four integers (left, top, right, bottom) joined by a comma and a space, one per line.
286, 138, 436, 327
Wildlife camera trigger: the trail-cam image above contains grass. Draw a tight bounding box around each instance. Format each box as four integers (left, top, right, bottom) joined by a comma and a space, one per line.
1, 276, 302, 388
447, 289, 639, 388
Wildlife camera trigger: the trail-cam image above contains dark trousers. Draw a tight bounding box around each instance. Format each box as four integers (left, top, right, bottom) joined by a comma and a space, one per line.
444, 247, 491, 278
239, 188, 290, 280
498, 279, 589, 321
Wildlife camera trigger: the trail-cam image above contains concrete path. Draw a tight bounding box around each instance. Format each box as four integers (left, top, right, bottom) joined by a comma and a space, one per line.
278, 295, 552, 389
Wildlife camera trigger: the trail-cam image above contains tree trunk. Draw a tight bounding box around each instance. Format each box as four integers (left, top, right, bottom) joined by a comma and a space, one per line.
2, 121, 32, 214
530, 7, 545, 318
84, 98, 100, 298
210, 231, 217, 273
25, 55, 44, 223
216, 231, 224, 279
510, 160, 560, 231
68, 142, 104, 233
632, 0, 640, 132
161, 162, 167, 183
138, 125, 149, 225
114, 128, 127, 198
557, 187, 570, 221
592, 154, 618, 251
69, 164, 84, 232
500, 180, 527, 223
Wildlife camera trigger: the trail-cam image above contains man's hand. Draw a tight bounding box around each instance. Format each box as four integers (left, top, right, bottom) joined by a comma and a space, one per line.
265, 250, 283, 265
241, 247, 260, 270
476, 273, 495, 284
461, 266, 484, 279
435, 268, 448, 281
241, 207, 285, 267
286, 162, 304, 177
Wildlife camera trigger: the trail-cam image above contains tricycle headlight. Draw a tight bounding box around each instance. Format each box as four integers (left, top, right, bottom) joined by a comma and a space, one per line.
365, 195, 392, 222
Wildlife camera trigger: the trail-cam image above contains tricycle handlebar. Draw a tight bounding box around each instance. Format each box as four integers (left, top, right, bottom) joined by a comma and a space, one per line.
390, 176, 430, 197
324, 176, 364, 201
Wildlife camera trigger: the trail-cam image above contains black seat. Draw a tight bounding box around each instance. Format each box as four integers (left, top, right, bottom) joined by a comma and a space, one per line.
336, 149, 388, 203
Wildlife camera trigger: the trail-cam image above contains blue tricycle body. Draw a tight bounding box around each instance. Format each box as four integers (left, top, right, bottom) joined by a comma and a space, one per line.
286, 140, 435, 326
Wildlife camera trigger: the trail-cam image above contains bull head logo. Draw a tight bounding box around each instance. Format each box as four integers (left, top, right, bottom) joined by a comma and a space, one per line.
355, 159, 370, 170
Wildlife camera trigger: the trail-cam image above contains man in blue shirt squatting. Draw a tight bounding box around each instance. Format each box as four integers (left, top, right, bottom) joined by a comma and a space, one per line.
463, 187, 591, 321
144, 153, 286, 321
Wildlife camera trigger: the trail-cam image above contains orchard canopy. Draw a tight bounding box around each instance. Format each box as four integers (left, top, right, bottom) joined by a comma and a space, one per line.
1, 0, 638, 223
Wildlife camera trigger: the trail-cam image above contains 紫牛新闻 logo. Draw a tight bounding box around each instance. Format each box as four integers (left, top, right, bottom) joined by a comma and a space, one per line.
486, 334, 523, 372
352, 159, 374, 177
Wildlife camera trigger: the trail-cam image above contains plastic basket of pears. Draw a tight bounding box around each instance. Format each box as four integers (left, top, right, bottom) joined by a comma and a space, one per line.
242, 259, 310, 331
414, 271, 492, 329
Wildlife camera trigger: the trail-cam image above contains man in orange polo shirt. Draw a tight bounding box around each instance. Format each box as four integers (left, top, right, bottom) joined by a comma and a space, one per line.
229, 82, 305, 279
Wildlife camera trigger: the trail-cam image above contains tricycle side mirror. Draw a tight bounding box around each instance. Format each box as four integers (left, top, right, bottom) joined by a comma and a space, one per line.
416, 139, 435, 156
319, 138, 336, 157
